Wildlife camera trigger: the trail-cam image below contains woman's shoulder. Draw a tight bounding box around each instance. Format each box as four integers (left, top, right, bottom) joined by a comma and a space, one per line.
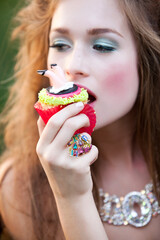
0, 159, 13, 186
0, 158, 36, 240
0, 158, 16, 213
0, 158, 30, 206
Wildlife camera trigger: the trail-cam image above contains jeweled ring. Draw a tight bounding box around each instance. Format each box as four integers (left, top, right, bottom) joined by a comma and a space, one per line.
67, 133, 92, 157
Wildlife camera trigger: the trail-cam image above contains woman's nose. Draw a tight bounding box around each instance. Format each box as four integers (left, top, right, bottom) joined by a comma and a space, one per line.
65, 45, 89, 81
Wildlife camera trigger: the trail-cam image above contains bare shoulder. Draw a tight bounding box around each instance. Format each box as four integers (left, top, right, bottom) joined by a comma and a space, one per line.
0, 159, 13, 184
0, 159, 36, 240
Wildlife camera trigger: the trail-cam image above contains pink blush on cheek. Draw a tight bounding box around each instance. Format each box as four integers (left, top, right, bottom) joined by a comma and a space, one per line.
102, 68, 131, 96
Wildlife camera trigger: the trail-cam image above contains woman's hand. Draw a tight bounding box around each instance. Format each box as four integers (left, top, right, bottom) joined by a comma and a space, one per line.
36, 102, 98, 200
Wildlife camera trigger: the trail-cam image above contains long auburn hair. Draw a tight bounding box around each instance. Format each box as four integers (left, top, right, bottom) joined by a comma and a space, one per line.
0, 0, 160, 239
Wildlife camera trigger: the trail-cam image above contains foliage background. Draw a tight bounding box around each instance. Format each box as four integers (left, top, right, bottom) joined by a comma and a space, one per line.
0, 0, 22, 154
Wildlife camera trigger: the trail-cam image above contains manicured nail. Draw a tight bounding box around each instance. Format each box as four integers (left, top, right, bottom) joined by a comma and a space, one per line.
50, 64, 57, 68
37, 70, 47, 75
76, 102, 84, 108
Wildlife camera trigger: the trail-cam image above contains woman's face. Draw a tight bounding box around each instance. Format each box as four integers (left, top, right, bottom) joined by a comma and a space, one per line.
48, 0, 139, 129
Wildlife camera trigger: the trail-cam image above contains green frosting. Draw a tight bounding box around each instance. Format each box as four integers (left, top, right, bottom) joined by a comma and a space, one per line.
38, 88, 88, 106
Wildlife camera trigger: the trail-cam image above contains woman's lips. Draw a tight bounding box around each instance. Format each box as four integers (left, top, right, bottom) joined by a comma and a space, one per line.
76, 84, 97, 105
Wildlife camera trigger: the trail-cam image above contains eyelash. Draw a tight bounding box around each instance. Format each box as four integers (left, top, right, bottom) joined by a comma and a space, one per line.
93, 44, 116, 53
49, 43, 71, 51
49, 42, 116, 53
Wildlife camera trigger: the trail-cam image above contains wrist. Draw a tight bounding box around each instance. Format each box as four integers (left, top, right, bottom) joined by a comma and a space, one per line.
53, 190, 108, 240
54, 190, 94, 204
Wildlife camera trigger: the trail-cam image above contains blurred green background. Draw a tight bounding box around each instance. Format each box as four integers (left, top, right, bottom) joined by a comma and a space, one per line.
0, 0, 23, 154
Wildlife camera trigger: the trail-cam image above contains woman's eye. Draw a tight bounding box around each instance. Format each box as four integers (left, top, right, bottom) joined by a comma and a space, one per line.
49, 41, 71, 52
93, 41, 117, 53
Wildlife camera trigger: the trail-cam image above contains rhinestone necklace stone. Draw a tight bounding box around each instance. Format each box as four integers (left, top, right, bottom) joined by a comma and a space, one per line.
99, 183, 160, 227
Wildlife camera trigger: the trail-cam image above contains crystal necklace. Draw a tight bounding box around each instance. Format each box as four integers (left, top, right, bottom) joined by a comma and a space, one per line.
99, 183, 160, 227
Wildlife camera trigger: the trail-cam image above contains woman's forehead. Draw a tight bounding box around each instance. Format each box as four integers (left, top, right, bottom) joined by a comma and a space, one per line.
50, 0, 126, 33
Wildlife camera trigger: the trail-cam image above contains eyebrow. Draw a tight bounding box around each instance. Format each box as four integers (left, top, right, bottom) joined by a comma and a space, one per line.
88, 28, 123, 38
51, 27, 123, 38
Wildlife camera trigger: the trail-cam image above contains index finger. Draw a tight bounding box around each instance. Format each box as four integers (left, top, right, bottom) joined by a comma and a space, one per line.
38, 102, 84, 147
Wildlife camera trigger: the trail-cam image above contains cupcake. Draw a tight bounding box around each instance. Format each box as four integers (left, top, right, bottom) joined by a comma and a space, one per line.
34, 66, 96, 135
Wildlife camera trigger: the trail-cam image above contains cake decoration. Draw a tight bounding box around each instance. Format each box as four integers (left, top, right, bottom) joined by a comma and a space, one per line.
34, 65, 96, 135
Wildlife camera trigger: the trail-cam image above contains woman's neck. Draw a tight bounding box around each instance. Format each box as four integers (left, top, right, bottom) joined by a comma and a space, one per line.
93, 111, 139, 169
92, 111, 151, 192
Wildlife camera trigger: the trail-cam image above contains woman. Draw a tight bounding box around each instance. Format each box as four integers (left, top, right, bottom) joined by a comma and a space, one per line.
0, 0, 160, 239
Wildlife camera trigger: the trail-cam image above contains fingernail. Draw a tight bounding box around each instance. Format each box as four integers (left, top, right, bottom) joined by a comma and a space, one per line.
37, 70, 47, 75
76, 102, 84, 108
50, 64, 57, 68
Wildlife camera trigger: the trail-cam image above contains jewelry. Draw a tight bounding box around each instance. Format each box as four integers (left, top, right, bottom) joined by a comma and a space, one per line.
99, 183, 160, 227
67, 133, 92, 157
